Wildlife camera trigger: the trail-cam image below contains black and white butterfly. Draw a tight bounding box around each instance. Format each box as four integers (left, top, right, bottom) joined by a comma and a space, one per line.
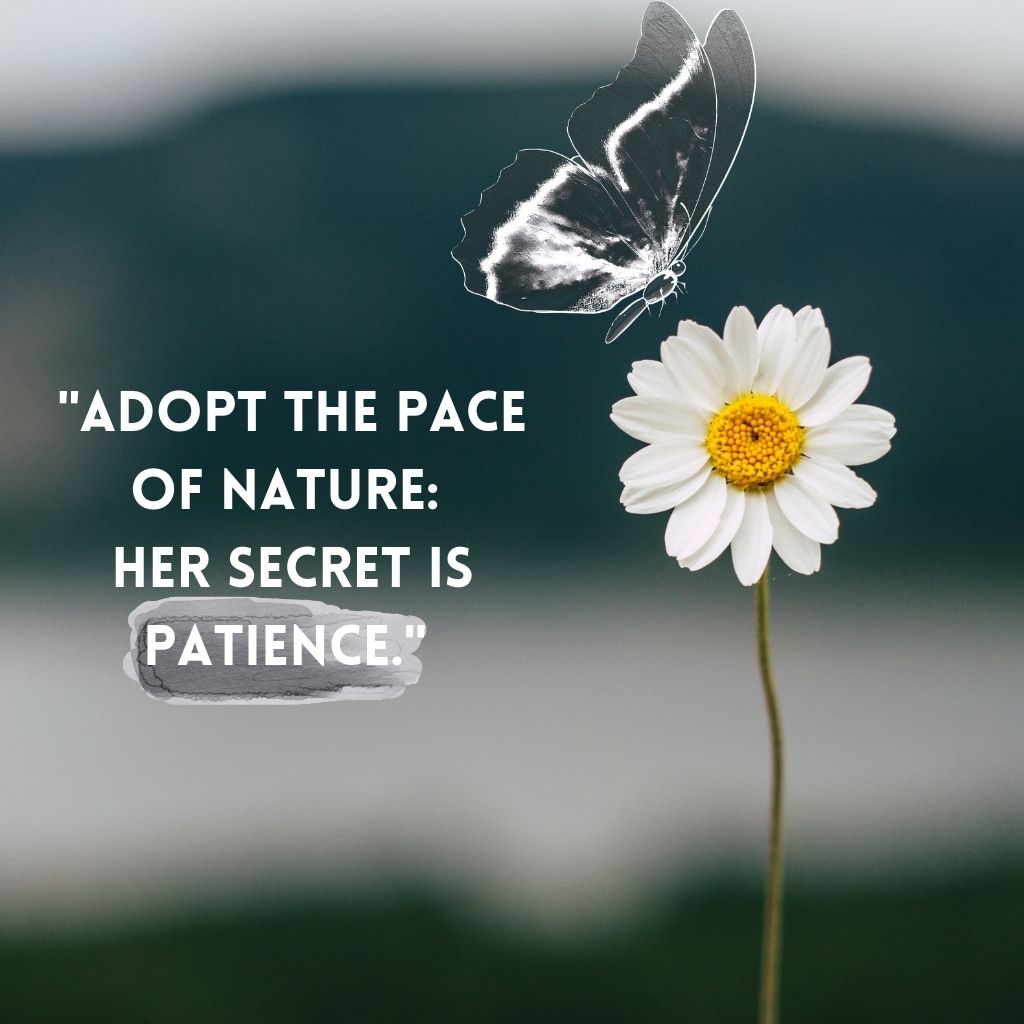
453, 3, 755, 344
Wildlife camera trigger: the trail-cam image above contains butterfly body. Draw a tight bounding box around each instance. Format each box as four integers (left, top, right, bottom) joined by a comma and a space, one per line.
643, 269, 681, 304
454, 3, 755, 344
604, 263, 684, 345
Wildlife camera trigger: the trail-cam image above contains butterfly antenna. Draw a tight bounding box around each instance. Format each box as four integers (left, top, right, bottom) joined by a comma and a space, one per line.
679, 212, 712, 261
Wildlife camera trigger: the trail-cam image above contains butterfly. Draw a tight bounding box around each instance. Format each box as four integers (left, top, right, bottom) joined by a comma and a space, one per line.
453, 3, 755, 344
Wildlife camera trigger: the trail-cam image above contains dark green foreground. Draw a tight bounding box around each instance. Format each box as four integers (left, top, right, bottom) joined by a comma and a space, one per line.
2, 862, 1020, 1022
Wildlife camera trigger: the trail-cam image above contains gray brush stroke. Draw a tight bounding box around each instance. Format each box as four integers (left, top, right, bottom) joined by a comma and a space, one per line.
123, 596, 424, 704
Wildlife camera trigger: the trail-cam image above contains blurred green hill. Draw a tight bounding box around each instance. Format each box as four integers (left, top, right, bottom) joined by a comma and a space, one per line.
1, 84, 1022, 575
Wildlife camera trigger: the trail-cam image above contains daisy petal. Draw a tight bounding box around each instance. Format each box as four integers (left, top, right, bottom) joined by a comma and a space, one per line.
619, 441, 709, 489
679, 485, 745, 571
794, 455, 876, 509
662, 325, 731, 413
794, 306, 825, 336
753, 305, 796, 394
777, 325, 831, 409
722, 306, 759, 395
675, 320, 725, 351
772, 474, 839, 544
627, 360, 676, 400
803, 404, 896, 465
730, 490, 773, 586
766, 491, 821, 575
611, 396, 708, 445
664, 473, 727, 559
796, 356, 871, 427
622, 465, 713, 514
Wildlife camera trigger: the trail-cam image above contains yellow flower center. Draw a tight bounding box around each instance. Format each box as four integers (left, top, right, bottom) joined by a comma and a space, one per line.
706, 394, 804, 488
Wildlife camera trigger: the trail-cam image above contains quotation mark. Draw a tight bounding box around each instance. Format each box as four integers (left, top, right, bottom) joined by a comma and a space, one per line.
392, 622, 426, 667
59, 390, 80, 405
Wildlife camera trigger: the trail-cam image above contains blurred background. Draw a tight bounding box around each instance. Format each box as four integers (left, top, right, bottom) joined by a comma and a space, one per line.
1, 1, 1022, 1020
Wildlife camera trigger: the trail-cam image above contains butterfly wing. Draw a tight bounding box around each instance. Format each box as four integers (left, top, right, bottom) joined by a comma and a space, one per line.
453, 4, 754, 322
453, 148, 657, 313
566, 2, 718, 269
687, 10, 756, 240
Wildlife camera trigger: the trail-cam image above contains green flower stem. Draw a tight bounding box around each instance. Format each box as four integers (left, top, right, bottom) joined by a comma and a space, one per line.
755, 567, 785, 1024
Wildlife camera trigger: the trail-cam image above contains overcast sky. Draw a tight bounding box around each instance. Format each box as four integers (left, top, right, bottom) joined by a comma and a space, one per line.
2, 0, 1022, 147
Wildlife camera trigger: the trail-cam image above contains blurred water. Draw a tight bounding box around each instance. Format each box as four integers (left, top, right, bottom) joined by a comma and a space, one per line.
2, 567, 1020, 930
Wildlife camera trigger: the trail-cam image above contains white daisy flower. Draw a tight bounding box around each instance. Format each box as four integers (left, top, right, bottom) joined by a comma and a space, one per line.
611, 305, 896, 585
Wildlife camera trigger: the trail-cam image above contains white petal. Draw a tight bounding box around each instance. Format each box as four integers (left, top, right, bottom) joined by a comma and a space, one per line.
777, 325, 831, 409
611, 396, 708, 444
730, 490, 773, 586
794, 455, 876, 509
754, 305, 796, 394
772, 474, 839, 544
766, 491, 820, 575
802, 404, 896, 466
679, 485, 745, 571
664, 473, 727, 559
796, 356, 871, 427
794, 306, 825, 336
722, 306, 759, 395
627, 360, 677, 400
622, 465, 713, 514
828, 403, 895, 432
675, 319, 725, 351
619, 440, 709, 489
661, 326, 731, 413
